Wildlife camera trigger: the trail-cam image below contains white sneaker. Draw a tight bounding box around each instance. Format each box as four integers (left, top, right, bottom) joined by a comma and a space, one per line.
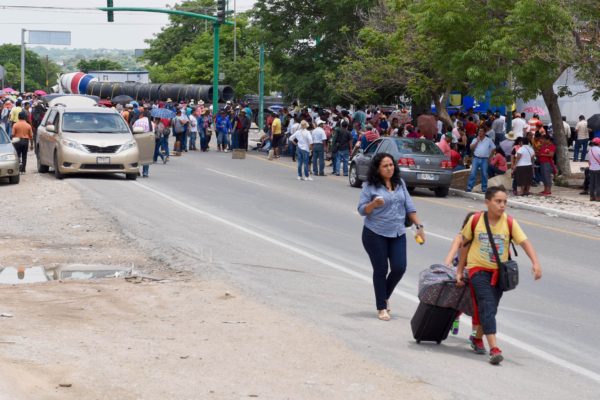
297, 176, 302, 180
307, 177, 314, 181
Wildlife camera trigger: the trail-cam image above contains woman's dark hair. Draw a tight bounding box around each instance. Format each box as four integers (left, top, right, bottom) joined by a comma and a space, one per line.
366, 152, 401, 188
495, 146, 506, 157
514, 137, 523, 146
522, 137, 530, 146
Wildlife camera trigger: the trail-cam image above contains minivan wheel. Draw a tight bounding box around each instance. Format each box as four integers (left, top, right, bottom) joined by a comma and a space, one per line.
407, 186, 415, 194
37, 148, 49, 173
53, 152, 64, 180
434, 186, 449, 198
125, 173, 138, 181
349, 164, 362, 188
8, 174, 20, 184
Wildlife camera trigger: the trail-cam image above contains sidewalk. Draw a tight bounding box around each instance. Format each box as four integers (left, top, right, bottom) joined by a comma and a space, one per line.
451, 161, 600, 225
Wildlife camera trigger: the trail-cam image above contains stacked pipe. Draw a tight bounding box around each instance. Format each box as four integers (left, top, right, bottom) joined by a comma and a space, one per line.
58, 74, 234, 103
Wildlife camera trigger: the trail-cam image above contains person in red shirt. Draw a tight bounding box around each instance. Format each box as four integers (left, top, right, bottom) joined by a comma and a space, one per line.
537, 135, 556, 195
450, 143, 464, 171
437, 132, 452, 158
488, 147, 508, 178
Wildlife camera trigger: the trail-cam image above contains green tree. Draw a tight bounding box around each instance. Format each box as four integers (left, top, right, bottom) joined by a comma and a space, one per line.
144, 8, 281, 98
0, 44, 61, 91
253, 0, 376, 104
76, 58, 124, 73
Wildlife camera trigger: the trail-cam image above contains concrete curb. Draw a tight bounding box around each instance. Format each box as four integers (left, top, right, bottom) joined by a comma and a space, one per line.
449, 188, 600, 226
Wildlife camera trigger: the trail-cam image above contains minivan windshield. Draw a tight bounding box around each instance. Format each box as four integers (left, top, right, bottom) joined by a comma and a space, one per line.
62, 112, 130, 134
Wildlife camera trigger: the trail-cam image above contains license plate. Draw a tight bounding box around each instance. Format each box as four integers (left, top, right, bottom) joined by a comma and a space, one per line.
417, 173, 438, 181
96, 157, 110, 164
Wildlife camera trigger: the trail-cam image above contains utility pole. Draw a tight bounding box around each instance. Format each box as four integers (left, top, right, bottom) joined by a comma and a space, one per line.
20, 29, 26, 93
258, 44, 264, 132
233, 0, 237, 63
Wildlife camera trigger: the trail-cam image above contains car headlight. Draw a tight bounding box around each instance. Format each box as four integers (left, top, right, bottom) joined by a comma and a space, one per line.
0, 154, 17, 161
117, 139, 137, 153
61, 139, 87, 152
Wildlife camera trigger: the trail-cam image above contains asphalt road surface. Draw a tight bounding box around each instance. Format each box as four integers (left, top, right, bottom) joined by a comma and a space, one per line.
52, 147, 600, 400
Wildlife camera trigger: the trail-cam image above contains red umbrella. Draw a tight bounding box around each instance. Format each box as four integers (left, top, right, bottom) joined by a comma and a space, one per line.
34, 89, 47, 96
98, 99, 113, 107
1, 87, 16, 93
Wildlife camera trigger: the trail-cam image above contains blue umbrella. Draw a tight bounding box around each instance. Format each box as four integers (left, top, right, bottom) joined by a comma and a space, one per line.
150, 107, 176, 119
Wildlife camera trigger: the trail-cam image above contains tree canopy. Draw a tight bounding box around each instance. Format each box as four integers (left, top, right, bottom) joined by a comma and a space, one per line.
0, 44, 61, 91
76, 58, 124, 73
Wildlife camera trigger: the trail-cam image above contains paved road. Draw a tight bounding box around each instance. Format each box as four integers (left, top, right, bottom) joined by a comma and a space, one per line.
53, 148, 600, 400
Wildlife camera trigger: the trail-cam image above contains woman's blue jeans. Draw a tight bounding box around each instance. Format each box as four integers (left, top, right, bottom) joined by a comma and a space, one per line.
361, 227, 407, 310
297, 149, 310, 178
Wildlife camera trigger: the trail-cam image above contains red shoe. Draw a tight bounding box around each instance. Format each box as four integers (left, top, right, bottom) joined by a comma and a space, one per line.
489, 347, 504, 365
469, 336, 486, 355
538, 191, 551, 196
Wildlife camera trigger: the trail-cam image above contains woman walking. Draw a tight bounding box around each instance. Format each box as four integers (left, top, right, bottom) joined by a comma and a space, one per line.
588, 138, 600, 201
358, 153, 425, 321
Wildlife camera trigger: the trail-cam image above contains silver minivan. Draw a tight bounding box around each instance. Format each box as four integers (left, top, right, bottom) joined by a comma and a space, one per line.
36, 97, 154, 180
0, 125, 20, 184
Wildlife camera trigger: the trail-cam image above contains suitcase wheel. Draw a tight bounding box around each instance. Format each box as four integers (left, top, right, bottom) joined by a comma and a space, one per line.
436, 341, 441, 344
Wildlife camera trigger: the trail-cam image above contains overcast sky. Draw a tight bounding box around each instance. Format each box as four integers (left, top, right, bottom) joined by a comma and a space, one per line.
0, 0, 256, 49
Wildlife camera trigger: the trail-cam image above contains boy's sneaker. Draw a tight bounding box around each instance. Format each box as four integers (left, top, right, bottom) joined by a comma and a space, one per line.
469, 336, 486, 355
451, 319, 460, 335
489, 347, 504, 365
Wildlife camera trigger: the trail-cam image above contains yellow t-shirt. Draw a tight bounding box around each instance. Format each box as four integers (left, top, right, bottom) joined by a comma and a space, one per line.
9, 106, 22, 123
271, 117, 282, 135
461, 213, 527, 270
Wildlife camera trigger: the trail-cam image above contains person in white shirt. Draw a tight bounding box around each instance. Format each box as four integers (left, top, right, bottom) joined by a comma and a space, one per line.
587, 138, 600, 201
511, 112, 527, 138
514, 137, 535, 196
574, 115, 590, 162
188, 113, 199, 150
561, 116, 572, 148
311, 119, 328, 176
289, 120, 314, 180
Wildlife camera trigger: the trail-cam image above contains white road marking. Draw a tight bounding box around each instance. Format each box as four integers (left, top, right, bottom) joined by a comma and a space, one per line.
205, 168, 270, 188
133, 181, 600, 384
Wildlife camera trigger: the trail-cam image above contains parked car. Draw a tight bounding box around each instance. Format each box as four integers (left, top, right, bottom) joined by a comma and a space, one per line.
349, 137, 453, 197
0, 125, 20, 184
36, 97, 154, 180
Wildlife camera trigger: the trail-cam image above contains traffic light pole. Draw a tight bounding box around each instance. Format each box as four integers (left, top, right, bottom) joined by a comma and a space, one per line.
99, 5, 233, 116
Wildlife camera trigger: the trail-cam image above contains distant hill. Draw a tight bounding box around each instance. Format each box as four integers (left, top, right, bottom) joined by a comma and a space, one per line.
30, 46, 147, 73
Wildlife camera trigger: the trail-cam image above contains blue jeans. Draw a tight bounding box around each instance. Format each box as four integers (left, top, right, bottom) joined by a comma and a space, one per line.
467, 156, 489, 192
199, 129, 208, 150
312, 143, 325, 175
361, 227, 407, 311
335, 149, 350, 176
574, 139, 588, 162
153, 139, 165, 162
296, 149, 310, 178
188, 131, 198, 150
181, 130, 188, 151
487, 165, 505, 178
470, 271, 503, 335
142, 164, 149, 177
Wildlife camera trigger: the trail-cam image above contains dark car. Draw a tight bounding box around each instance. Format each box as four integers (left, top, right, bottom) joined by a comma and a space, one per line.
349, 137, 453, 197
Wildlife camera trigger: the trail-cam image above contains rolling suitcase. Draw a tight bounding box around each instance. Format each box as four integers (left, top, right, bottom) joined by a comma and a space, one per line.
410, 302, 457, 344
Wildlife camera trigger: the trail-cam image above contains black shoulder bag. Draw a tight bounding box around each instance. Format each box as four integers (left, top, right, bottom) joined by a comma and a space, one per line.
483, 212, 519, 291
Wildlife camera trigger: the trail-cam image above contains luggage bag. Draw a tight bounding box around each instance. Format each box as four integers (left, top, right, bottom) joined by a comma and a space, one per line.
411, 302, 457, 344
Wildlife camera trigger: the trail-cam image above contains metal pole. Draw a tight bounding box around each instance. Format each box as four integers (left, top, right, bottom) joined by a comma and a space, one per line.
213, 22, 220, 116
258, 44, 264, 132
233, 0, 237, 63
20, 29, 26, 93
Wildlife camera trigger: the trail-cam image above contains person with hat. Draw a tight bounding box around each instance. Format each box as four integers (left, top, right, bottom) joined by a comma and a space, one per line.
289, 120, 314, 180
587, 138, 600, 201
500, 131, 517, 163
437, 131, 453, 158
233, 109, 251, 150
311, 119, 328, 176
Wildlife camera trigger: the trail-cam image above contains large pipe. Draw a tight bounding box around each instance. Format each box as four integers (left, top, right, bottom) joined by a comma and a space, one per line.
59, 75, 233, 103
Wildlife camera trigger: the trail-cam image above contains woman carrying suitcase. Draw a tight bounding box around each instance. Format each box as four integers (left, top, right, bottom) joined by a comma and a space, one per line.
456, 186, 542, 364
358, 153, 425, 321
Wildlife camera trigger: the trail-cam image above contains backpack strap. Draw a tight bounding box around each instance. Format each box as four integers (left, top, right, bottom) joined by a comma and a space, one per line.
506, 214, 518, 258
471, 211, 482, 236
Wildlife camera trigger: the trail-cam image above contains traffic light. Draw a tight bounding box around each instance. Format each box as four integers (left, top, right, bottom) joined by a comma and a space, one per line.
216, 0, 226, 24
107, 0, 114, 22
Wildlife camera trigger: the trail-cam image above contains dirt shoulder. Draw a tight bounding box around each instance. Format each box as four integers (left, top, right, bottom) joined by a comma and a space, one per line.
0, 170, 443, 399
